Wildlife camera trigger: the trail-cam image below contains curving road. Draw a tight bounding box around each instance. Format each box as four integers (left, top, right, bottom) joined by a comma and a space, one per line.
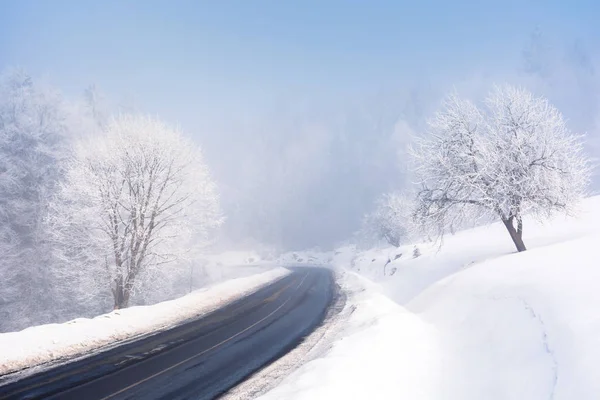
0, 267, 334, 400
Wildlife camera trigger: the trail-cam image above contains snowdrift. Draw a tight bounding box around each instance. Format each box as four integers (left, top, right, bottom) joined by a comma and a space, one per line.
410, 235, 600, 399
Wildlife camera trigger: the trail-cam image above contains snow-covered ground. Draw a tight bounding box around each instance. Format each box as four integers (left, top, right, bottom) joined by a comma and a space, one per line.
193, 250, 273, 287
263, 196, 600, 399
259, 270, 442, 399
0, 268, 289, 377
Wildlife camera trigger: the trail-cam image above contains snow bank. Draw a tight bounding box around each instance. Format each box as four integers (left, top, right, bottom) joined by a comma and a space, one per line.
409, 235, 600, 399
351, 195, 600, 307
264, 196, 600, 399
259, 271, 442, 400
0, 268, 290, 376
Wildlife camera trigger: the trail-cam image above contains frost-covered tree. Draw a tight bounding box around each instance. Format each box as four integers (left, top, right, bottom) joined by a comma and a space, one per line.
412, 86, 591, 252
0, 123, 19, 321
50, 115, 223, 309
362, 192, 414, 247
0, 69, 72, 331
83, 84, 108, 129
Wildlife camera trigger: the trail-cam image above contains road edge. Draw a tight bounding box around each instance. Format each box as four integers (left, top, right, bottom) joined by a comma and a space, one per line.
221, 267, 348, 400
0, 267, 292, 383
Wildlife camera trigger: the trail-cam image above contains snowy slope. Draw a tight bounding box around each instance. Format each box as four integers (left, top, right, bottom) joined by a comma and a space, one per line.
262, 196, 600, 399
345, 196, 600, 306
259, 271, 442, 399
410, 235, 600, 399
0, 268, 289, 377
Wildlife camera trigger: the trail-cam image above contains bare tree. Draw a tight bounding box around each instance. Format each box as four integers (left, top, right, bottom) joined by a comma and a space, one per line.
411, 86, 591, 252
50, 115, 223, 309
83, 84, 108, 129
362, 192, 415, 247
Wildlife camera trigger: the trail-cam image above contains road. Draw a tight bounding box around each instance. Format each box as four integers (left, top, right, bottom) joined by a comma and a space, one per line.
0, 267, 334, 400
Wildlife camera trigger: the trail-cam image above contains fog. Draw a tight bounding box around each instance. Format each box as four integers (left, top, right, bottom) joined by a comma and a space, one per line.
2, 1, 599, 251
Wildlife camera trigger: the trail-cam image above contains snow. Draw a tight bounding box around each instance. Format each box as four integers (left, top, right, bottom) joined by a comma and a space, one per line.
195, 250, 271, 283
410, 235, 600, 399
275, 250, 331, 266
0, 267, 290, 377
261, 196, 600, 399
259, 271, 442, 399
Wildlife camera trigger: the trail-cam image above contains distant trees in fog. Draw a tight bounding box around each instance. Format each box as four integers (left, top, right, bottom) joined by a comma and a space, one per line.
361, 192, 414, 247
0, 69, 72, 329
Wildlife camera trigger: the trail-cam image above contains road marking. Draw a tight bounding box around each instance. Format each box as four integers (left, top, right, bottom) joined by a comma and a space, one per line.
98, 271, 310, 400
263, 283, 292, 303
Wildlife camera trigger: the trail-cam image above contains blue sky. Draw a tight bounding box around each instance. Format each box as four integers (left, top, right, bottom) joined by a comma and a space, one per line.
1, 1, 599, 249
2, 0, 597, 118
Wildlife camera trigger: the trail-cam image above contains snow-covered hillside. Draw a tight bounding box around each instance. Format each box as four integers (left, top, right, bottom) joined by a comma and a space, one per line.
265, 196, 600, 399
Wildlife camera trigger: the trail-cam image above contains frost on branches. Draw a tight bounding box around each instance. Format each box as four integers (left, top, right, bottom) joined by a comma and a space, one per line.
411, 85, 591, 252
50, 115, 223, 309
0, 69, 72, 331
362, 192, 414, 247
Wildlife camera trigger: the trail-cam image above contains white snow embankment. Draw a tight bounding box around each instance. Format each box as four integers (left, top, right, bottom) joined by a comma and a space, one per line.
409, 234, 600, 399
259, 271, 442, 400
0, 267, 290, 376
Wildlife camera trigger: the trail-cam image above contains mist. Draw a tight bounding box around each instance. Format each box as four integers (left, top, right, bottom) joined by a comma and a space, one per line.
2, 1, 599, 253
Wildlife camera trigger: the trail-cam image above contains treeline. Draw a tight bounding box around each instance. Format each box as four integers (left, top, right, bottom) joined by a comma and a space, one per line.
0, 69, 222, 332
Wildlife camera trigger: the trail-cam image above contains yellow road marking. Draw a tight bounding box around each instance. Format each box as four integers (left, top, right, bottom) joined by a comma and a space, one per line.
263, 283, 292, 303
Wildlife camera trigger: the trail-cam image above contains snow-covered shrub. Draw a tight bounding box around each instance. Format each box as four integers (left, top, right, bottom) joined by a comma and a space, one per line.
362, 192, 416, 247
413, 246, 421, 258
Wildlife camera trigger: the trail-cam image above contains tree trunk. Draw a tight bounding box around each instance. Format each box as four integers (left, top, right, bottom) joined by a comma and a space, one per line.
501, 216, 527, 252
113, 279, 130, 309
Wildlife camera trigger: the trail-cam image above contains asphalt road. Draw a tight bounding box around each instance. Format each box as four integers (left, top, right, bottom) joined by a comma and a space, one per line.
0, 267, 334, 400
